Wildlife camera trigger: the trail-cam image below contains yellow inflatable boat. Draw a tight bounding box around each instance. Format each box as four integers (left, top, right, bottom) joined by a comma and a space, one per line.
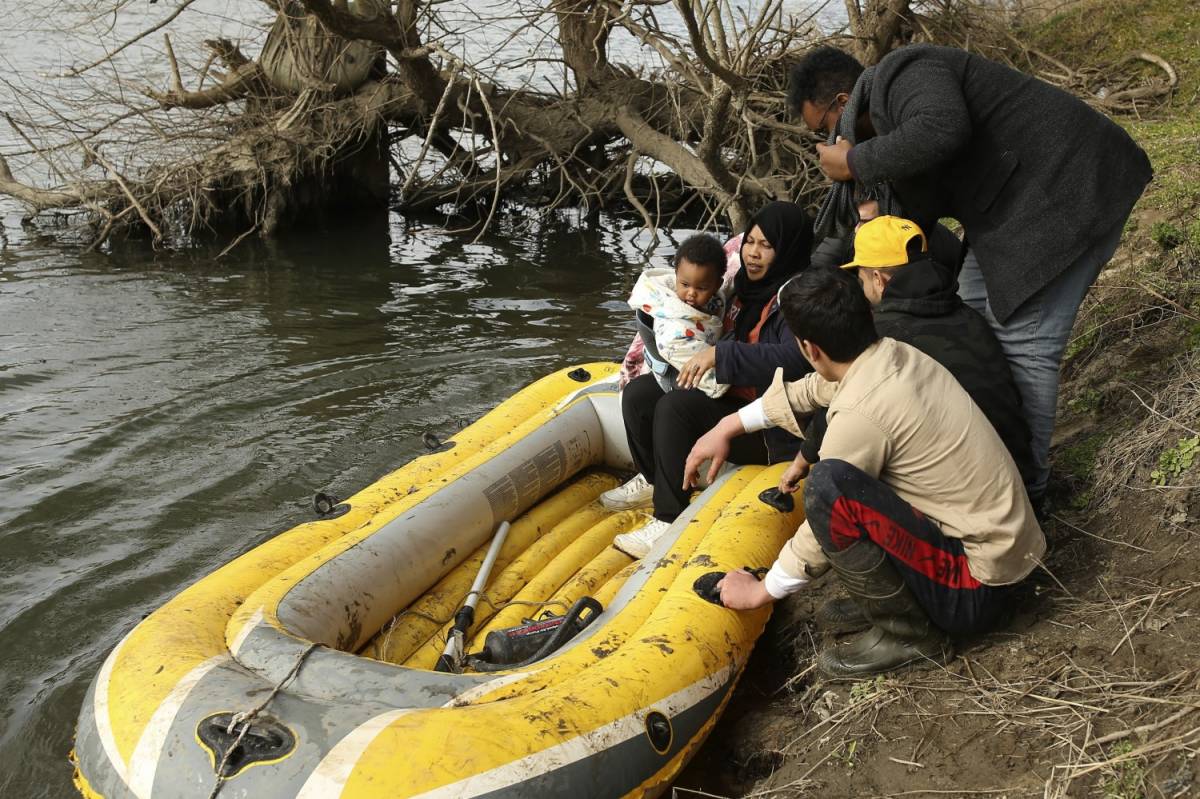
72, 363, 803, 798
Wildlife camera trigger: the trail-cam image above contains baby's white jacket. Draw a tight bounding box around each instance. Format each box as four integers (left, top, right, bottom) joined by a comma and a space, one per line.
627, 268, 730, 398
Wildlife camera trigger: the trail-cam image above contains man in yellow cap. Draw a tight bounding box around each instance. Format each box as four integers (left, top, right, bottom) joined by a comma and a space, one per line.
802, 216, 1034, 489
682, 266, 1046, 678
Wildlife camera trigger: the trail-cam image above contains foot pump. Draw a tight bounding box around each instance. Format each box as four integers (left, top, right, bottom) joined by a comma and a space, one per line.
468, 596, 603, 671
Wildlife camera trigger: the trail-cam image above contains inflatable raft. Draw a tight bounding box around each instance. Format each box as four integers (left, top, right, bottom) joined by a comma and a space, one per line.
72, 363, 804, 798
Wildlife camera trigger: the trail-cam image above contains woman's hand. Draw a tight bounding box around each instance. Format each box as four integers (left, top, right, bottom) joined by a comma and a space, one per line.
683, 412, 744, 490
679, 346, 717, 389
779, 453, 812, 495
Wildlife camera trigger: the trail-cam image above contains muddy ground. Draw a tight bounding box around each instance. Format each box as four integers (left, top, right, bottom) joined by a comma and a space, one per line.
676, 480, 1200, 798
673, 272, 1200, 799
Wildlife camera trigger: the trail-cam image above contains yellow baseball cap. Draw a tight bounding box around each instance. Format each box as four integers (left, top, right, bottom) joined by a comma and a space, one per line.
840, 216, 928, 269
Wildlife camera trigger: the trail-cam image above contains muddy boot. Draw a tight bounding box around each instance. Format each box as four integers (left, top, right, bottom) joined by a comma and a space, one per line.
816, 541, 953, 679
815, 597, 869, 633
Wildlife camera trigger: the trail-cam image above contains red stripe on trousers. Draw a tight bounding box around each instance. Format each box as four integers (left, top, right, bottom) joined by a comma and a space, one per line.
828, 496, 981, 590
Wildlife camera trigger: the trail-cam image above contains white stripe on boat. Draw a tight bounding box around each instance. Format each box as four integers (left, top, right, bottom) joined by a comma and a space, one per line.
228, 606, 264, 657
406, 664, 736, 799
128, 654, 230, 798
93, 632, 134, 788
295, 709, 417, 799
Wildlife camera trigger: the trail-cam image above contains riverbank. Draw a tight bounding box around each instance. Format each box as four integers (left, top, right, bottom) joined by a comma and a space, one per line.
677, 2, 1200, 795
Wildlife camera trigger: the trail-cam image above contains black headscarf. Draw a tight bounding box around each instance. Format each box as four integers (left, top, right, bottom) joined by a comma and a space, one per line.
732, 201, 814, 341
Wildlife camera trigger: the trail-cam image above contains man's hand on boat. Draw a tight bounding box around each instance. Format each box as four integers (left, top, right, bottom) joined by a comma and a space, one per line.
678, 345, 717, 389
683, 412, 744, 489
717, 569, 774, 610
778, 453, 811, 494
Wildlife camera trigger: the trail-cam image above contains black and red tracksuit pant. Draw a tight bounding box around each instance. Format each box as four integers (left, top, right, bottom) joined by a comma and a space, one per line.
806, 459, 1018, 636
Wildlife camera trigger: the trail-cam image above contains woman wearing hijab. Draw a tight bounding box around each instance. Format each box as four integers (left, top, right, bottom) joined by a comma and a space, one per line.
609, 201, 816, 557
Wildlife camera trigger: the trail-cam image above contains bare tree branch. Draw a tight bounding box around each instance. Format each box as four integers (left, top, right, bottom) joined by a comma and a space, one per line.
59, 0, 202, 78
21, 0, 1159, 246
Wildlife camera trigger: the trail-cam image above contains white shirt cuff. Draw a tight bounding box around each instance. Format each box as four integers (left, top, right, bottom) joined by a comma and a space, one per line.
763, 560, 809, 599
737, 398, 770, 433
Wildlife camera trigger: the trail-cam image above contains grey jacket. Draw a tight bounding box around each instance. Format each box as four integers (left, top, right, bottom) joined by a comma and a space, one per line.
846, 45, 1152, 323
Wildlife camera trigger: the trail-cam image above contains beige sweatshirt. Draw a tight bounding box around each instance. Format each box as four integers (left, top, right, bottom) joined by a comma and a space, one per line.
760, 337, 1045, 586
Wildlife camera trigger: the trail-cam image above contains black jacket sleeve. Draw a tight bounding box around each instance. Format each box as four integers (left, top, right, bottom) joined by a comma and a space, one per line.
713, 313, 809, 391
811, 236, 850, 270
800, 408, 828, 463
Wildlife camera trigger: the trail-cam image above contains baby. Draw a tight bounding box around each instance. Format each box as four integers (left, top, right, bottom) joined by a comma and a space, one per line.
626, 233, 730, 398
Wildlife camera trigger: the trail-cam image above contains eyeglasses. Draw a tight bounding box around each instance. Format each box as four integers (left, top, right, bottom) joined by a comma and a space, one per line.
815, 96, 839, 137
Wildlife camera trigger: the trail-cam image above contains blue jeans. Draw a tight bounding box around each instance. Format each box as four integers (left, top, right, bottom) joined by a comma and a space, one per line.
958, 224, 1125, 499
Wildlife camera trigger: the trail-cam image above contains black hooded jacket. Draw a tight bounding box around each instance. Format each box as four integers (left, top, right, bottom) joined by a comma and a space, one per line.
802, 256, 1036, 493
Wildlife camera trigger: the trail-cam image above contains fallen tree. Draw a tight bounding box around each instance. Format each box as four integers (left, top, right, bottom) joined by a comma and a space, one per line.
0, 0, 1178, 249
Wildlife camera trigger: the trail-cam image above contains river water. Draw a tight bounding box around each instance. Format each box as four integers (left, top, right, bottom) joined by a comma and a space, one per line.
0, 2, 839, 796
0, 205, 695, 795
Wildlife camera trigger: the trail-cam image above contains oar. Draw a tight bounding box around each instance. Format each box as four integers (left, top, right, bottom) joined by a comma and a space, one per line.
434, 521, 511, 673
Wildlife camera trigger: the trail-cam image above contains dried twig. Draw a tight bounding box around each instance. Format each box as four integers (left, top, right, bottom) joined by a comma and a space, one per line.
59, 0, 201, 78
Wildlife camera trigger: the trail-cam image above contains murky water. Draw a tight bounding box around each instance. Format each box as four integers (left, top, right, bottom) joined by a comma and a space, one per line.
0, 2, 843, 796
0, 206, 687, 796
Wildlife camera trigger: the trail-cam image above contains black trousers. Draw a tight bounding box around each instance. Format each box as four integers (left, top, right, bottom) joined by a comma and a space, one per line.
805, 459, 1016, 636
621, 374, 769, 521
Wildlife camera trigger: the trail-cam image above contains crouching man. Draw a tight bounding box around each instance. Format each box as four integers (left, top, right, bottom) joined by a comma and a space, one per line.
683, 267, 1046, 678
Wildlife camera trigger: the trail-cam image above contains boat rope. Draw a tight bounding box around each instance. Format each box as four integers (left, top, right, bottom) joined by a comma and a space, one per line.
205, 642, 318, 799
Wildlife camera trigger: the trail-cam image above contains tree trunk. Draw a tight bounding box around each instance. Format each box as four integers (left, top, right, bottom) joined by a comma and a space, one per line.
844, 0, 913, 65
0, 0, 830, 245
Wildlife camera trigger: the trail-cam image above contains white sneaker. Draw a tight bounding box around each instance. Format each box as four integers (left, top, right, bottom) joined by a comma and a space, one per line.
613, 518, 671, 559
600, 474, 653, 510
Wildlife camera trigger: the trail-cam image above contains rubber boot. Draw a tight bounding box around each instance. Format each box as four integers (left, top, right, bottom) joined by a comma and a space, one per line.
816, 541, 953, 679
815, 597, 869, 633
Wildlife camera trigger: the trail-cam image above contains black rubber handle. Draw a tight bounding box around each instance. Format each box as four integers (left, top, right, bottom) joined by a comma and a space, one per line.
692, 572, 726, 606
758, 487, 795, 513
692, 567, 767, 607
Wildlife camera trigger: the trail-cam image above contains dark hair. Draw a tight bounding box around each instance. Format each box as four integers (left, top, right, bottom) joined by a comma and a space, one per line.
788, 46, 864, 111
672, 234, 726, 282
905, 235, 926, 261
779, 267, 878, 362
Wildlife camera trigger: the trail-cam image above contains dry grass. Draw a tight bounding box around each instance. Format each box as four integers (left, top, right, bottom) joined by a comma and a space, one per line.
726, 635, 1200, 796
1089, 348, 1200, 507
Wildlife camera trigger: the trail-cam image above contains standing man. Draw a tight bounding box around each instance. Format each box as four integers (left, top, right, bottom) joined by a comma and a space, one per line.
683, 268, 1045, 678
789, 43, 1153, 505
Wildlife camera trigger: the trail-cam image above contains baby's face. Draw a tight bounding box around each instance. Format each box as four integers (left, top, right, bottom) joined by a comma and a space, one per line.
674, 258, 720, 310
